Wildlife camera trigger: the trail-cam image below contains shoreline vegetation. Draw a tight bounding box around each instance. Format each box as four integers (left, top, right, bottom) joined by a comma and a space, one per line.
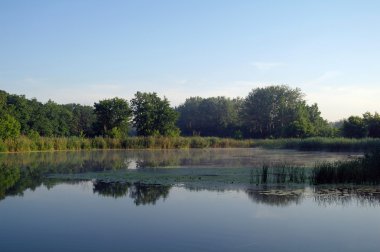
2, 86, 380, 147
1, 136, 380, 153
1, 147, 380, 201
1, 148, 379, 197
44, 149, 380, 186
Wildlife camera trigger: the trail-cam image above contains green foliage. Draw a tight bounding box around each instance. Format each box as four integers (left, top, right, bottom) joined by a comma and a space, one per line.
0, 164, 21, 199
0, 114, 21, 140
131, 92, 179, 136
342, 116, 368, 138
363, 112, 380, 138
27, 130, 40, 141
312, 148, 380, 184
242, 85, 331, 138
1, 87, 379, 142
94, 98, 132, 136
177, 96, 242, 137
65, 103, 96, 137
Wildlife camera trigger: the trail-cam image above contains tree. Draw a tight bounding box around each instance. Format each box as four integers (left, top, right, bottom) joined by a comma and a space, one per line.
6, 94, 32, 134
242, 85, 304, 138
0, 114, 21, 140
176, 96, 242, 137
44, 100, 73, 136
241, 85, 333, 138
131, 92, 179, 136
363, 112, 380, 138
65, 104, 96, 137
342, 116, 367, 138
94, 98, 132, 137
28, 98, 54, 136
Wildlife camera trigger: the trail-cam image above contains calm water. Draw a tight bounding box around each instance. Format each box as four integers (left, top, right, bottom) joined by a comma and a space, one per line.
1, 149, 379, 252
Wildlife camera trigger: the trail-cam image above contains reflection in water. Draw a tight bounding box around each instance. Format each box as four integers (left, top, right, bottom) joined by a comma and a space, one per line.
1, 149, 377, 207
250, 166, 308, 184
313, 186, 380, 207
0, 164, 20, 200
2, 169, 380, 207
245, 186, 305, 206
0, 148, 356, 172
246, 186, 380, 207
93, 181, 171, 205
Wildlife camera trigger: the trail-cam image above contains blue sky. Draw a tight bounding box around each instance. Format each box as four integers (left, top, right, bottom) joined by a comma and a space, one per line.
1, 0, 380, 121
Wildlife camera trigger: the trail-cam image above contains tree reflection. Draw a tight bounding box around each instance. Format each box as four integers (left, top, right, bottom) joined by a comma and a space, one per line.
93, 180, 171, 205
0, 164, 20, 200
93, 181, 130, 198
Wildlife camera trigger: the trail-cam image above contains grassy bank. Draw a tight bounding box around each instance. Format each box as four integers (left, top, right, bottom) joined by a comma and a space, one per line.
252, 137, 380, 151
0, 136, 254, 152
1, 136, 380, 153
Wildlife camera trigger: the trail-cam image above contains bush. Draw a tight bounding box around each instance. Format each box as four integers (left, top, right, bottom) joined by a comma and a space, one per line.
92, 137, 107, 149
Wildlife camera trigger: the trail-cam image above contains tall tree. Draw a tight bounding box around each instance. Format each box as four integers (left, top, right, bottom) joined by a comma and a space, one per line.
131, 92, 179, 136
177, 96, 242, 137
65, 104, 96, 137
363, 112, 380, 138
242, 85, 332, 138
44, 100, 73, 136
94, 98, 132, 137
342, 116, 368, 138
242, 85, 304, 138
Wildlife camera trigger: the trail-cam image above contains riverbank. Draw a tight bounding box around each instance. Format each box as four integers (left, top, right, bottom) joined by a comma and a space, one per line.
1, 136, 380, 153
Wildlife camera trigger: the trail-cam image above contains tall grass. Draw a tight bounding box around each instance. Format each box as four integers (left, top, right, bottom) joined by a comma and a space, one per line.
253, 137, 380, 151
312, 148, 380, 184
2, 136, 380, 153
0, 136, 254, 153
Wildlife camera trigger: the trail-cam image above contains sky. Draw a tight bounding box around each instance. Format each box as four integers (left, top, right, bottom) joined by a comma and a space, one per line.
0, 0, 380, 121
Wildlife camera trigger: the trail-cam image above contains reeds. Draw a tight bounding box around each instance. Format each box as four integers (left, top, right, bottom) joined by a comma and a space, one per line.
312, 148, 380, 184
2, 136, 380, 153
252, 137, 380, 151
0, 136, 254, 153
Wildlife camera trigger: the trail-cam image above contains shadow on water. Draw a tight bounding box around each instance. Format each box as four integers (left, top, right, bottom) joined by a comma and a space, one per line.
1, 149, 380, 206
2, 164, 380, 207
93, 181, 171, 205
0, 148, 355, 171
245, 186, 305, 206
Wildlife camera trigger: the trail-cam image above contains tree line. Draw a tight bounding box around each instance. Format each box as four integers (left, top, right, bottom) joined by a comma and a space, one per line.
0, 85, 378, 140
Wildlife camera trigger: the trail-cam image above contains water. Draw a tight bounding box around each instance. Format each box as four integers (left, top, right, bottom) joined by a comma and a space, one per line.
1, 149, 379, 252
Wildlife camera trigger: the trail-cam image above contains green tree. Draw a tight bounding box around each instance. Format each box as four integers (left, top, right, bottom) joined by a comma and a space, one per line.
0, 114, 21, 140
44, 100, 73, 136
94, 98, 132, 137
176, 96, 242, 137
6, 94, 32, 134
242, 85, 304, 138
342, 116, 368, 138
65, 104, 96, 137
131, 92, 179, 136
363, 112, 380, 138
242, 85, 332, 138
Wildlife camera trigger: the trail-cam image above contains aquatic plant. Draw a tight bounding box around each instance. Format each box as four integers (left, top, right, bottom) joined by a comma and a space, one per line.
312, 148, 380, 184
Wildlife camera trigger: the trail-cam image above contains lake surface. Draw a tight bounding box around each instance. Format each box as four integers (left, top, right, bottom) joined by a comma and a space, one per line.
1, 149, 379, 252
